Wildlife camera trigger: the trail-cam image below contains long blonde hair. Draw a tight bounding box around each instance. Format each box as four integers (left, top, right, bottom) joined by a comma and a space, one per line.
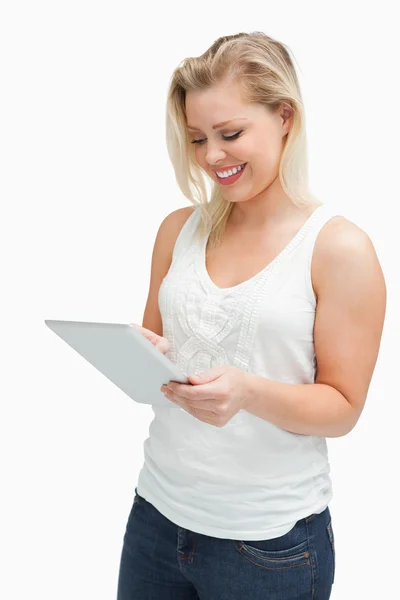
165, 32, 322, 251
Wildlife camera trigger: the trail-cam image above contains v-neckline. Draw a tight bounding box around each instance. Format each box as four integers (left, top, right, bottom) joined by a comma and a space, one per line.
197, 205, 325, 294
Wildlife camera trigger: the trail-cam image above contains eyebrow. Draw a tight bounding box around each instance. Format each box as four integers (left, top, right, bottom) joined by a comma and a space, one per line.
186, 118, 249, 132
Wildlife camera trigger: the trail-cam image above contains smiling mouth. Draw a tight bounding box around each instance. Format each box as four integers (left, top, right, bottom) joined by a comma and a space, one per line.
214, 163, 247, 185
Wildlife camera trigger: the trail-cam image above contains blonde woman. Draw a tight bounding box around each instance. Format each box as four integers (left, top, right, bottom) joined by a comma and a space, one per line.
116, 32, 386, 599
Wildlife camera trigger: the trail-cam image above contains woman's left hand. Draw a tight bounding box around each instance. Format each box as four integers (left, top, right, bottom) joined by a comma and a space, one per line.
161, 366, 250, 427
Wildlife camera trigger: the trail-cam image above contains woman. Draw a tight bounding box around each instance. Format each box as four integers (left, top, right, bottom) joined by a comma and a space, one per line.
117, 32, 386, 599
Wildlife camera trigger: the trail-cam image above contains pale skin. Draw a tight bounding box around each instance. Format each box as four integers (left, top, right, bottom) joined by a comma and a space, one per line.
161, 78, 387, 438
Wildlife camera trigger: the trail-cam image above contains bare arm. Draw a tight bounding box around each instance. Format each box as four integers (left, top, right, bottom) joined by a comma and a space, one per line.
243, 218, 387, 437
141, 206, 195, 336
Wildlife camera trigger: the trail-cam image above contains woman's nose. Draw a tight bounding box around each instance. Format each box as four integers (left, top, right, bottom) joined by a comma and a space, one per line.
205, 145, 226, 165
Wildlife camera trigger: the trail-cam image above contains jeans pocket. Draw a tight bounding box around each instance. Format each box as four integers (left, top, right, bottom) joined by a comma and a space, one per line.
326, 519, 335, 584
232, 521, 310, 569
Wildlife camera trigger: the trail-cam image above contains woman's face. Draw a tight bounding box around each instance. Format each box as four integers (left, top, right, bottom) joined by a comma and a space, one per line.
185, 79, 292, 205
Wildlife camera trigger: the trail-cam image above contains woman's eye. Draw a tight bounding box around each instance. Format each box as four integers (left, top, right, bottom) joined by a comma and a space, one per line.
191, 130, 243, 145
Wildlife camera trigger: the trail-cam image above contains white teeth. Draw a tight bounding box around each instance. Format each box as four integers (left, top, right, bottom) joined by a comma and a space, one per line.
216, 163, 245, 178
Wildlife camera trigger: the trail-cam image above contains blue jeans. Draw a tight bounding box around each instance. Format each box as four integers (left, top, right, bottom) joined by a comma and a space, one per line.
116, 488, 335, 599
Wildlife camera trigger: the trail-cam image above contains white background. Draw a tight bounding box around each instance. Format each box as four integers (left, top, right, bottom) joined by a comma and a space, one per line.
1, 1, 399, 598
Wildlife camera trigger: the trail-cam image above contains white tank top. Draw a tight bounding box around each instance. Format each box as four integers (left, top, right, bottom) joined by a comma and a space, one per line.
137, 203, 340, 541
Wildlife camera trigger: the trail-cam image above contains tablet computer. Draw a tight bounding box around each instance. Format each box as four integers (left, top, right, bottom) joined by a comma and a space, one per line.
44, 319, 190, 408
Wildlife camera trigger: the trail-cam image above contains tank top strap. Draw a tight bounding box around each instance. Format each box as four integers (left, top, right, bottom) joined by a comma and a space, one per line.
302, 204, 343, 251
171, 206, 201, 263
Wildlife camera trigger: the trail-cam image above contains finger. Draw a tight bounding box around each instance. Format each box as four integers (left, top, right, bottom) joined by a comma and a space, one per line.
166, 391, 202, 412
132, 324, 169, 354
167, 382, 207, 401
155, 338, 170, 354
164, 390, 186, 407
130, 323, 156, 343
165, 385, 221, 414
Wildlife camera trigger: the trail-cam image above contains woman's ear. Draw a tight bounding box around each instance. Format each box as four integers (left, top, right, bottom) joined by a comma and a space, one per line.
281, 104, 293, 133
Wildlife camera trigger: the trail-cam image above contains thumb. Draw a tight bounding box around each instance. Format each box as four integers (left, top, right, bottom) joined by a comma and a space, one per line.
188, 367, 224, 385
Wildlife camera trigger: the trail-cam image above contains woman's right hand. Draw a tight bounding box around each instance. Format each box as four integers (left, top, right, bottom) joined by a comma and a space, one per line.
128, 323, 170, 355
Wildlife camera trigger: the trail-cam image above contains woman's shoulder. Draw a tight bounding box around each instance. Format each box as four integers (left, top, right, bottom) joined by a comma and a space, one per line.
312, 214, 379, 300
166, 205, 196, 229
158, 205, 196, 243
157, 205, 198, 260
